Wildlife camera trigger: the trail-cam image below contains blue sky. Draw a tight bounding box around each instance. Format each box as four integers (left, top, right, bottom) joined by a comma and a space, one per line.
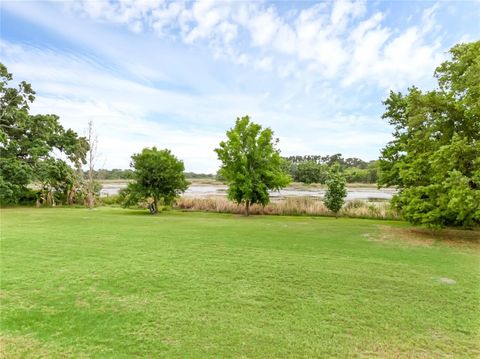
1, 0, 479, 172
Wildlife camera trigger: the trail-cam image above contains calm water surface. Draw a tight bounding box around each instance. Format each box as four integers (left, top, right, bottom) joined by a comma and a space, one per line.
101, 183, 395, 201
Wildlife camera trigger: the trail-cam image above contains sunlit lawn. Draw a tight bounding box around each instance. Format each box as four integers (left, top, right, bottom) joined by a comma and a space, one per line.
1, 207, 479, 357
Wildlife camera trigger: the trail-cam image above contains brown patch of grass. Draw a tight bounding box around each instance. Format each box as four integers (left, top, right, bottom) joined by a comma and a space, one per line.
359, 344, 439, 359
74, 297, 91, 309
0, 334, 75, 359
369, 225, 480, 249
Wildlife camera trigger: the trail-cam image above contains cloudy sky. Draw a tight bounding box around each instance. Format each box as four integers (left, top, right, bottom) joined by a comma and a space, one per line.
1, 0, 479, 172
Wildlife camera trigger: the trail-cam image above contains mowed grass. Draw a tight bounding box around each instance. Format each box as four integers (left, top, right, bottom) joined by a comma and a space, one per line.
1, 207, 479, 358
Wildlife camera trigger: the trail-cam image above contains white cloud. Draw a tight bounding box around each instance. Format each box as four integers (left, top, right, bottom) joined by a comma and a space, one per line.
331, 0, 366, 29
183, 1, 226, 43
3, 0, 470, 171
254, 57, 273, 71
342, 5, 445, 89
2, 37, 394, 170
69, 0, 447, 89
1, 40, 250, 171
273, 23, 297, 54
248, 8, 281, 47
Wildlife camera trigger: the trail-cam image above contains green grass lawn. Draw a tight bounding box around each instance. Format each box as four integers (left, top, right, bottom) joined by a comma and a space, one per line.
1, 207, 479, 358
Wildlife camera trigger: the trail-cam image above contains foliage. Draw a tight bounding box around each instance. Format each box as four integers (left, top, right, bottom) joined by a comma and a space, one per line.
344, 161, 378, 183
84, 168, 134, 180
184, 172, 215, 179
215, 169, 226, 182
122, 147, 189, 213
100, 194, 123, 206
284, 153, 345, 166
36, 158, 75, 206
293, 161, 328, 184
0, 63, 88, 205
83, 169, 214, 180
379, 41, 480, 227
323, 165, 347, 216
283, 154, 377, 184
215, 116, 291, 215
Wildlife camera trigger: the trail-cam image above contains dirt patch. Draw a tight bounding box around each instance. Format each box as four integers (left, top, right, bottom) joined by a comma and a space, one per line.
364, 226, 480, 250
439, 277, 457, 285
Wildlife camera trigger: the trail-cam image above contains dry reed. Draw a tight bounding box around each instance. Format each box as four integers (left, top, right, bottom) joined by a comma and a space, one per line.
174, 197, 400, 220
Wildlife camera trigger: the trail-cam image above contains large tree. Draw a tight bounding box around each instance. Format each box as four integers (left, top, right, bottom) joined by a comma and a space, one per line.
215, 116, 291, 215
121, 147, 189, 214
0, 63, 88, 204
378, 41, 480, 227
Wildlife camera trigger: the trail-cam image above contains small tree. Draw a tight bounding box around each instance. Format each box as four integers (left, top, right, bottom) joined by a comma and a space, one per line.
122, 147, 189, 214
215, 116, 291, 216
324, 165, 347, 217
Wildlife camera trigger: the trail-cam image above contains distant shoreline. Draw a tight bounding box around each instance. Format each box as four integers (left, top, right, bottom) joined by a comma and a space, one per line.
99, 179, 395, 201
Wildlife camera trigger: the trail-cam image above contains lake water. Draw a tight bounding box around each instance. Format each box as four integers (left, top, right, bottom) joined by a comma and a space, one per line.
100, 183, 395, 201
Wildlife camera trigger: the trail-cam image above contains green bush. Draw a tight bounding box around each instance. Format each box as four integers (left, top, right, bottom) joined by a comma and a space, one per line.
17, 189, 39, 205
100, 195, 123, 206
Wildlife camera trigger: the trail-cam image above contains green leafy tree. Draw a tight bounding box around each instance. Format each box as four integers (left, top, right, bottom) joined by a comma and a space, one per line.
379, 41, 480, 227
366, 161, 379, 183
0, 63, 88, 204
36, 158, 75, 206
344, 162, 378, 184
344, 167, 368, 183
122, 147, 189, 214
215, 116, 291, 215
283, 155, 375, 184
324, 165, 347, 217
294, 161, 327, 184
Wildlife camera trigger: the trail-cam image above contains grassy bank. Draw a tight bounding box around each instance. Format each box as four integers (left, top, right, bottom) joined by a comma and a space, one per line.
1, 207, 479, 357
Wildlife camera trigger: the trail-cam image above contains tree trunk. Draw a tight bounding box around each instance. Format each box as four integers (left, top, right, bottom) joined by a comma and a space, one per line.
86, 121, 97, 209
245, 200, 250, 216
150, 196, 158, 215
46, 188, 55, 207
87, 164, 94, 209
87, 192, 94, 209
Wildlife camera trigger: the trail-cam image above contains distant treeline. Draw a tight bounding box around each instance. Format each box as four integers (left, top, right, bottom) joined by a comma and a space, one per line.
184, 172, 216, 179
85, 169, 134, 180
282, 154, 378, 184
87, 169, 215, 180
90, 155, 378, 184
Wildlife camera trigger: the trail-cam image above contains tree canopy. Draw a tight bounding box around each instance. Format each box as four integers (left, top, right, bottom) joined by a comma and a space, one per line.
0, 63, 89, 204
215, 116, 291, 215
282, 154, 378, 184
378, 41, 480, 227
121, 147, 189, 214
